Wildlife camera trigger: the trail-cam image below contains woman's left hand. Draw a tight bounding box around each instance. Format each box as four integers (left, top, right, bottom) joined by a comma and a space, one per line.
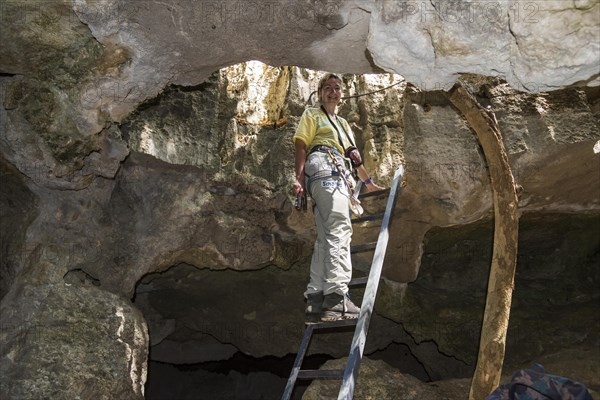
365, 181, 385, 192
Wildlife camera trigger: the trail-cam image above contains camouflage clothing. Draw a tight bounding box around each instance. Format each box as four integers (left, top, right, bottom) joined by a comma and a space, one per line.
486, 364, 593, 400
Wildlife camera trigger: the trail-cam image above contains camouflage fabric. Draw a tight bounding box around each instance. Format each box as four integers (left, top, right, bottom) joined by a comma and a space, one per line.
485, 364, 593, 400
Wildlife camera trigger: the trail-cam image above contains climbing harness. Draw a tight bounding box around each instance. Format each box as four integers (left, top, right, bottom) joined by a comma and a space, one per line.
325, 149, 363, 216
317, 105, 365, 216
305, 169, 339, 197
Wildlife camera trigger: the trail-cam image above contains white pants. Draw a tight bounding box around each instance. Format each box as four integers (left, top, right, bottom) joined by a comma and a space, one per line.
304, 151, 353, 298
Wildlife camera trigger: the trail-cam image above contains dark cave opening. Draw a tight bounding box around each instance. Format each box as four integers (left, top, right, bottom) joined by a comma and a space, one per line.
143, 343, 436, 400
133, 262, 452, 400
145, 352, 329, 400
132, 210, 600, 399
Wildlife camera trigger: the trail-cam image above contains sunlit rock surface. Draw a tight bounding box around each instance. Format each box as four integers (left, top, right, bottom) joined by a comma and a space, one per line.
1, 0, 598, 188
368, 0, 600, 91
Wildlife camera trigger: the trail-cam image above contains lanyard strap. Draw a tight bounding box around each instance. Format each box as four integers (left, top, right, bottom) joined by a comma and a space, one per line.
320, 105, 356, 150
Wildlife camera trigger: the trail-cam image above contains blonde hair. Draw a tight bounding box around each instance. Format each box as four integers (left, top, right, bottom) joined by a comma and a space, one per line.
317, 73, 343, 103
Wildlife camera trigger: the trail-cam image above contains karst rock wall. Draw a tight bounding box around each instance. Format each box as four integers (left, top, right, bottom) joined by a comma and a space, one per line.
2, 58, 599, 397
1, 0, 599, 398
1, 0, 599, 190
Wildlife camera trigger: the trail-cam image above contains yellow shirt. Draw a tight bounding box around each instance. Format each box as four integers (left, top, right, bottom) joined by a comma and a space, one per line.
292, 107, 356, 154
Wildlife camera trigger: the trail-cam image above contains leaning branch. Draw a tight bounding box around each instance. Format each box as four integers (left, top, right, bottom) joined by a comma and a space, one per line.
445, 83, 519, 400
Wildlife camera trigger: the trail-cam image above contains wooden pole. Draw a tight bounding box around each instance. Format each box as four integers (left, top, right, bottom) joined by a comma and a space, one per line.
445, 84, 519, 400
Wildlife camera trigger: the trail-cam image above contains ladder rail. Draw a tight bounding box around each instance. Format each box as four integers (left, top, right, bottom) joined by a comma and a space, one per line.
282, 324, 315, 400
282, 320, 360, 399
338, 165, 404, 400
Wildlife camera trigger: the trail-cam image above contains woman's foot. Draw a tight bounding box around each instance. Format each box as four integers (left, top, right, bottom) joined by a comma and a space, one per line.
305, 292, 324, 324
320, 293, 360, 321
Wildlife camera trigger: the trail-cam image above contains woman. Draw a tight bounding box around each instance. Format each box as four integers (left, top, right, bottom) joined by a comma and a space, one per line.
292, 73, 384, 323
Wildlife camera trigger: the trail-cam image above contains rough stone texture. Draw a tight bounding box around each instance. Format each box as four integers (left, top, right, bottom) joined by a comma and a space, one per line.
368, 0, 600, 92
381, 83, 600, 283
1, 11, 600, 391
0, 2, 127, 189
12, 149, 303, 299
1, 0, 599, 190
0, 257, 148, 399
303, 357, 600, 400
1, 60, 599, 398
0, 0, 598, 397
0, 157, 38, 298
489, 82, 600, 212
119, 63, 406, 187
133, 262, 469, 379
377, 213, 600, 384
302, 357, 467, 400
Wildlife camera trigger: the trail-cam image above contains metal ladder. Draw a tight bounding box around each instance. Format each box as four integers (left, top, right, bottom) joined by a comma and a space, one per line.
282, 165, 404, 400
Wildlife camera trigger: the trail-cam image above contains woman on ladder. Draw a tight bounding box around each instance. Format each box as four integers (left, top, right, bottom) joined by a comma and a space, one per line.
292, 73, 384, 323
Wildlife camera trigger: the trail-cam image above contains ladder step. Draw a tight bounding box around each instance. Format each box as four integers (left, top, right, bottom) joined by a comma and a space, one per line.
358, 188, 390, 199
297, 369, 345, 380
351, 242, 377, 253
351, 213, 384, 224
348, 276, 369, 287
308, 318, 359, 329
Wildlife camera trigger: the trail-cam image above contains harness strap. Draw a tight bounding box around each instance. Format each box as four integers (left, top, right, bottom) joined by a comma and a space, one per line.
308, 145, 343, 157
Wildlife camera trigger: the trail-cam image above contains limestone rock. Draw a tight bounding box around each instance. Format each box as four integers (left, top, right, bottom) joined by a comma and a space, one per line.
488, 83, 600, 212
367, 0, 600, 91
302, 356, 599, 400
0, 158, 38, 299
2, 64, 598, 393
133, 263, 405, 359
0, 2, 116, 189
0, 274, 149, 399
375, 213, 600, 376
380, 84, 600, 283
302, 357, 468, 400
2, 0, 598, 192
133, 260, 476, 380
1, 18, 599, 394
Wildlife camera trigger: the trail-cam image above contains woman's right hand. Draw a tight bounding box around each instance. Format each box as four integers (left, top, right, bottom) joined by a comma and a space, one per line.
292, 179, 305, 196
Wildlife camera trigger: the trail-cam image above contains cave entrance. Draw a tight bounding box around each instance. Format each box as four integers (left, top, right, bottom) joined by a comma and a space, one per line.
133, 262, 307, 400
133, 263, 439, 400
124, 61, 461, 399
